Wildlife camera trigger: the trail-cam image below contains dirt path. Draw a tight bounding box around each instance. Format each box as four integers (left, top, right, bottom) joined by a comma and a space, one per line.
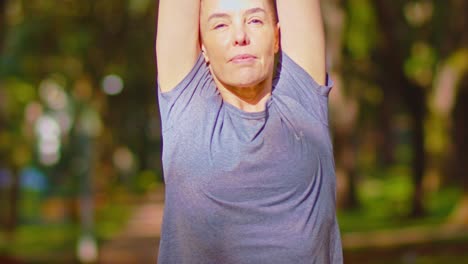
98, 190, 165, 264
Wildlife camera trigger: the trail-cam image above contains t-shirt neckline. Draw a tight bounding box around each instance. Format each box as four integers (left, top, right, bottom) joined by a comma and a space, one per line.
221, 97, 273, 120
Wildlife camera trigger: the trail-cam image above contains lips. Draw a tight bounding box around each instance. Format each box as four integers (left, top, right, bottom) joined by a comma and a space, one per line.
230, 54, 257, 63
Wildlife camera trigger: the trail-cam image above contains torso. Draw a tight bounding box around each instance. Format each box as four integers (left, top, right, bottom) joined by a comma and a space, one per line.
157, 52, 342, 263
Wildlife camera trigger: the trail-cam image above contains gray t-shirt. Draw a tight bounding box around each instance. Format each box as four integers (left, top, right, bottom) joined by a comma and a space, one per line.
157, 52, 343, 264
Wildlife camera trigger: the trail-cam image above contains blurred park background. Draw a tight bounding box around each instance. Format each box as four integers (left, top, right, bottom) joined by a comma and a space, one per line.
0, 0, 467, 263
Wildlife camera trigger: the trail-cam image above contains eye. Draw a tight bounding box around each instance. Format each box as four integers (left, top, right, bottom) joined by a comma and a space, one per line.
249, 19, 263, 25
214, 23, 227, 30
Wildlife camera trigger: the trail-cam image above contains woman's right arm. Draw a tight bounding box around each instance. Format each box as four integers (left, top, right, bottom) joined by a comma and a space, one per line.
156, 0, 201, 92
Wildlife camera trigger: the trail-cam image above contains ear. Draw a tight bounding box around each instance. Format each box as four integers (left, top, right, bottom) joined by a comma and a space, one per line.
201, 45, 210, 64
274, 22, 280, 53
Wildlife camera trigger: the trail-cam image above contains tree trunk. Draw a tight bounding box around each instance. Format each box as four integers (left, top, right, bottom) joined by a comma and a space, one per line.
377, 91, 395, 166
338, 139, 359, 210
449, 74, 468, 226
373, 0, 427, 217
0, 0, 6, 53
5, 165, 19, 238
408, 84, 426, 217
0, 0, 7, 230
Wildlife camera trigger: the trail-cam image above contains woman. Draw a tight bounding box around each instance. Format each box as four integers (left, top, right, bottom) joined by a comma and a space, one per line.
156, 0, 343, 263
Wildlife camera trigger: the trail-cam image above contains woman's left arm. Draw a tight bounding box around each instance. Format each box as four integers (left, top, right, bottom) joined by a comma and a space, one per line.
276, 0, 326, 85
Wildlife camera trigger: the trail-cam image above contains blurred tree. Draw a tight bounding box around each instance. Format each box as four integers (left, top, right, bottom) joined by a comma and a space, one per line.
325, 0, 361, 210
371, 0, 467, 219
451, 74, 468, 226
0, 0, 29, 234
372, 0, 429, 217
0, 0, 5, 52
0, 0, 160, 236
429, 0, 468, 225
0, 0, 6, 229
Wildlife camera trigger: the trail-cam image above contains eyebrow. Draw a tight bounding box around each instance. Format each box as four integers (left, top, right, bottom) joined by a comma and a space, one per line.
207, 13, 230, 22
207, 7, 267, 22
245, 7, 266, 16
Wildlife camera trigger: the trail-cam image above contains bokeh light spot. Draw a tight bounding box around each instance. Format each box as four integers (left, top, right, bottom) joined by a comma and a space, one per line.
102, 74, 124, 95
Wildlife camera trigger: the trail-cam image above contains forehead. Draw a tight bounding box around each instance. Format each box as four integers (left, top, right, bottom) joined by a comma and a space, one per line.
201, 0, 270, 16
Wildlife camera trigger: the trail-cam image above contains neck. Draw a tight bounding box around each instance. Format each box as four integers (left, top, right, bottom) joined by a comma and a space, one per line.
215, 77, 273, 113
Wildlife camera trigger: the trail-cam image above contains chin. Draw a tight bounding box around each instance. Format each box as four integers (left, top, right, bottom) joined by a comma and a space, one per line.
227, 79, 262, 88
211, 65, 269, 89
228, 73, 266, 88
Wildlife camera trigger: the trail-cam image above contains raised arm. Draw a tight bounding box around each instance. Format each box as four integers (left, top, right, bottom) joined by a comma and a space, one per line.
156, 0, 201, 92
276, 0, 326, 85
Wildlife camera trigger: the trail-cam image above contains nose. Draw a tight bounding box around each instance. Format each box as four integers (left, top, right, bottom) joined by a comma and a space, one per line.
232, 24, 250, 46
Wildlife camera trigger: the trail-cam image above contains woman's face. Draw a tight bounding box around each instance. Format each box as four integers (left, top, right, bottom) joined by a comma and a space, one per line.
200, 0, 279, 89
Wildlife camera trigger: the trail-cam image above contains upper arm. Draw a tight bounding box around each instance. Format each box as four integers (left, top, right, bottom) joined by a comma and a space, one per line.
156, 0, 201, 92
276, 0, 326, 85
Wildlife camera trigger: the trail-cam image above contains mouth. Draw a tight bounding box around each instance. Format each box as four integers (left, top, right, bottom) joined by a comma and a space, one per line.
230, 54, 257, 63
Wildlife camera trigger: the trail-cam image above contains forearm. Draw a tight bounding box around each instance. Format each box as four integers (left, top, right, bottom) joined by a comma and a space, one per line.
157, 1, 200, 48
275, 0, 327, 84
156, 0, 201, 91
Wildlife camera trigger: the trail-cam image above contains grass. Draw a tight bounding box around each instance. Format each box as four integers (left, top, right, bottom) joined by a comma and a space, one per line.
0, 189, 135, 263
338, 168, 462, 233
339, 169, 468, 264
0, 223, 78, 263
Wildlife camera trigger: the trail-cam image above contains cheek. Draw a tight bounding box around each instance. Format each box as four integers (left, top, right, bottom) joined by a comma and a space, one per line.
214, 35, 230, 51
205, 47, 228, 78
254, 30, 276, 51
205, 36, 230, 59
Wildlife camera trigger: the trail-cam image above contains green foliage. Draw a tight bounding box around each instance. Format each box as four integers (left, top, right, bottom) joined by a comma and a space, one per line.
133, 170, 162, 194
404, 42, 437, 87
128, 0, 153, 17
345, 0, 377, 59
0, 191, 134, 262
95, 197, 133, 241
58, 28, 93, 57
1, 78, 36, 118
0, 223, 77, 262
339, 173, 462, 233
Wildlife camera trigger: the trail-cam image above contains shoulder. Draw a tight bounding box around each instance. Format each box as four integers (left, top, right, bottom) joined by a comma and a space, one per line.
158, 53, 212, 96
272, 51, 333, 127
157, 53, 217, 133
275, 51, 332, 97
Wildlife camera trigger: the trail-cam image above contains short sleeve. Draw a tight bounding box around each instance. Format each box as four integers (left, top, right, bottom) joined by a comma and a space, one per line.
157, 53, 215, 132
272, 51, 333, 126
